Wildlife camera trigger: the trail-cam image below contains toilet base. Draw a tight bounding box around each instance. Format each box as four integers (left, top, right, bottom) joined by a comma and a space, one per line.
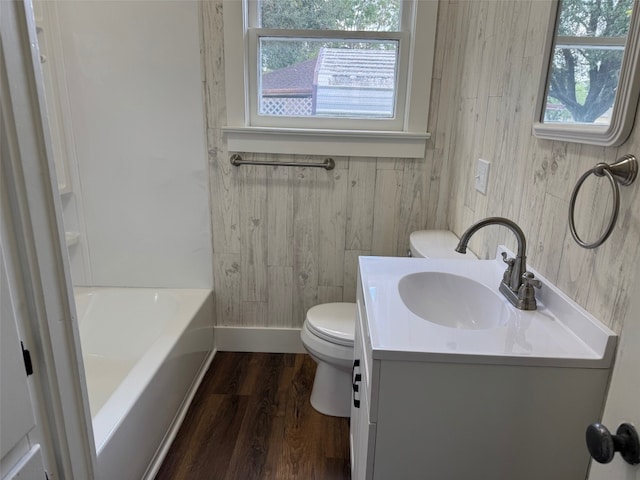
309, 361, 352, 418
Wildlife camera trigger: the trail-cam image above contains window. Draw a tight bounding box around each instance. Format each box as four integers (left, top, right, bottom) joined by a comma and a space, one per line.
534, 0, 640, 146
222, 0, 438, 158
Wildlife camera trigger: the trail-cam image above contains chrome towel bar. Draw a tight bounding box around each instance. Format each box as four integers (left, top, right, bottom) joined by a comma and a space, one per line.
569, 154, 637, 249
230, 154, 335, 170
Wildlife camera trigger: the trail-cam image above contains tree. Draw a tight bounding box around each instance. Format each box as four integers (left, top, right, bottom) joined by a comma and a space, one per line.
259, 0, 400, 71
547, 0, 633, 123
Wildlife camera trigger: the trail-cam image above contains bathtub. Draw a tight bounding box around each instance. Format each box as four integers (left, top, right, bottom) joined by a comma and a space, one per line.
74, 287, 214, 480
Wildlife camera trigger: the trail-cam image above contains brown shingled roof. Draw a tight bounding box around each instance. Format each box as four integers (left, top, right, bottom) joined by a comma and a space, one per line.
261, 57, 317, 95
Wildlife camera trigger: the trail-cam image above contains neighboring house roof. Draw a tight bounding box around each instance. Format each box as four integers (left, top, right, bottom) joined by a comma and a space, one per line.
261, 58, 317, 96
315, 48, 396, 88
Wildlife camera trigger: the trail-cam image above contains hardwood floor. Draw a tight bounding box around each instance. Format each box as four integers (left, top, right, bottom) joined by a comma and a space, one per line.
154, 352, 351, 480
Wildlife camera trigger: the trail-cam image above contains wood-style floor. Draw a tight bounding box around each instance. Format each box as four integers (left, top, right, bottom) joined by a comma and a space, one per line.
154, 352, 351, 480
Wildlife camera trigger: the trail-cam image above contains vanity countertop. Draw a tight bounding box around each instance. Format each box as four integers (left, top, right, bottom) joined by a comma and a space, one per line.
358, 248, 617, 368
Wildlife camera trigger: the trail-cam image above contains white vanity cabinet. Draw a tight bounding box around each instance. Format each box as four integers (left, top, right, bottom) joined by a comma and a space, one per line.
350, 258, 615, 480
349, 298, 376, 480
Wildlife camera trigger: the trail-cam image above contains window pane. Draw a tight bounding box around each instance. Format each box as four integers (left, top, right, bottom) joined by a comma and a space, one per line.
259, 38, 398, 119
557, 0, 633, 38
259, 0, 401, 31
544, 46, 624, 124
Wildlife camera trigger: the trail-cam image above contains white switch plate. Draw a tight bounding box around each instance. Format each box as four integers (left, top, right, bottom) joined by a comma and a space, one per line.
475, 158, 490, 194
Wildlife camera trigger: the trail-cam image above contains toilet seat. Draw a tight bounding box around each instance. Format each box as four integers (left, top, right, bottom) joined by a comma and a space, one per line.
305, 303, 355, 347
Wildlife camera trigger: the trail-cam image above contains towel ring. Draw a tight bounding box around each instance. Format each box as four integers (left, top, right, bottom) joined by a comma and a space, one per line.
569, 154, 637, 249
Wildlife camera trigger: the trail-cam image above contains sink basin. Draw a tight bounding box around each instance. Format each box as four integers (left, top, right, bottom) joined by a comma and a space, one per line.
398, 272, 513, 330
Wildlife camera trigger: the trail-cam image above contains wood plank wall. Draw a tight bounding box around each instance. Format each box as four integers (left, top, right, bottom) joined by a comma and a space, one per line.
202, 0, 640, 333
201, 1, 449, 328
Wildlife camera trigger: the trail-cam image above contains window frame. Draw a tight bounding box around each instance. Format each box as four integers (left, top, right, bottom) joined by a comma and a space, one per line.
533, 0, 640, 147
222, 0, 438, 158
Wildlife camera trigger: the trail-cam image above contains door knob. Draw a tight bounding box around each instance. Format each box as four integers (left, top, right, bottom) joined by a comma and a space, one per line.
586, 423, 640, 465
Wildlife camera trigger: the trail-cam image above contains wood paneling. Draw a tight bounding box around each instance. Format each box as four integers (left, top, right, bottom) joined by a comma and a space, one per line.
240, 163, 268, 303
268, 266, 293, 327
292, 165, 320, 325
213, 253, 241, 326
345, 157, 377, 252
318, 166, 348, 288
267, 162, 293, 267
371, 169, 403, 256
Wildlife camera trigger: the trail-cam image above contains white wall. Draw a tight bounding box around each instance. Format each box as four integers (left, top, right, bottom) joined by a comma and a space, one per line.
55, 0, 211, 288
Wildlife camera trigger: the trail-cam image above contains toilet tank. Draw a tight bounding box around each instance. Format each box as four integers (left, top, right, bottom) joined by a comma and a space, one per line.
409, 230, 478, 259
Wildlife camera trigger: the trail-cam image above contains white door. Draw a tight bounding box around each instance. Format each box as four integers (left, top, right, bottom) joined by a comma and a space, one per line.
0, 243, 46, 479
588, 260, 640, 479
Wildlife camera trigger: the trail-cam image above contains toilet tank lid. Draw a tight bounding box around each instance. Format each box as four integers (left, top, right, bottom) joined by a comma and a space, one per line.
306, 303, 355, 346
409, 230, 478, 259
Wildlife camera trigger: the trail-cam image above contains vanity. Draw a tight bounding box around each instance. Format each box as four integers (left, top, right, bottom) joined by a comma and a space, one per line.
350, 249, 617, 480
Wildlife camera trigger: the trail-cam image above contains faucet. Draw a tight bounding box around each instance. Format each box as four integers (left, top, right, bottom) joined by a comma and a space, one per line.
455, 217, 541, 310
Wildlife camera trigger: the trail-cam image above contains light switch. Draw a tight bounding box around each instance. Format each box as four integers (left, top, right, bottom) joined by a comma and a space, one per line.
475, 158, 490, 194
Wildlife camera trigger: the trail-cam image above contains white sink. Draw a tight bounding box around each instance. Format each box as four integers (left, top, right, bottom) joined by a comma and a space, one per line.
358, 246, 617, 367
398, 272, 513, 330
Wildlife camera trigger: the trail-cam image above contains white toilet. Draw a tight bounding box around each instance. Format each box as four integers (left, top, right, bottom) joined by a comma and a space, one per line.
300, 230, 478, 417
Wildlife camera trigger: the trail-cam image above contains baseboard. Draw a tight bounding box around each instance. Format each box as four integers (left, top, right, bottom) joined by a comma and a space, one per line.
214, 326, 306, 353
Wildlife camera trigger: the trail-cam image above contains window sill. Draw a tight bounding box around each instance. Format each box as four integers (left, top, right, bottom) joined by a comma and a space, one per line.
222, 126, 430, 158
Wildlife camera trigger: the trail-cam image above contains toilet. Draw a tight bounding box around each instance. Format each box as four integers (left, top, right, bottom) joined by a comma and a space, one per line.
300, 230, 478, 417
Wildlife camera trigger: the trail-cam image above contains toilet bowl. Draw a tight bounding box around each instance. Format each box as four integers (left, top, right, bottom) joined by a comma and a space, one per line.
301, 303, 355, 417
300, 230, 478, 417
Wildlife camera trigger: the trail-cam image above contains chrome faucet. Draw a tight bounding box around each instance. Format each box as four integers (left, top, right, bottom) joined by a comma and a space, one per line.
455, 217, 541, 310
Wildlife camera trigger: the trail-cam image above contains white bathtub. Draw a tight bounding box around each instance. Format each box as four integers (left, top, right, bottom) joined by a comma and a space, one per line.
74, 287, 214, 480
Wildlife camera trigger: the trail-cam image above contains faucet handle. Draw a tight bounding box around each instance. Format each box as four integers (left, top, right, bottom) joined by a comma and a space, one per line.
521, 271, 542, 289
516, 272, 542, 310
501, 252, 516, 267
501, 252, 515, 284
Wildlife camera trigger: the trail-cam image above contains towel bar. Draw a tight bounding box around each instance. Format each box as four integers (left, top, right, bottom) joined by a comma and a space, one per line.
230, 154, 335, 170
